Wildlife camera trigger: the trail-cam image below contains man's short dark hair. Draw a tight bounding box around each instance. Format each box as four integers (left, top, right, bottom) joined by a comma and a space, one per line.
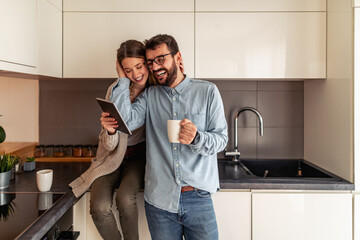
144, 34, 179, 54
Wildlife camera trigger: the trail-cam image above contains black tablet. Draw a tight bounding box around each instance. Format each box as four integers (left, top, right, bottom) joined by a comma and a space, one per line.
96, 98, 132, 135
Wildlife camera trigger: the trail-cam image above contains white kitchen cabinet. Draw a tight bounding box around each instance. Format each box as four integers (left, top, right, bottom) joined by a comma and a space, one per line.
0, 0, 37, 72
73, 194, 87, 240
212, 191, 251, 240
37, 0, 62, 78
73, 192, 151, 240
196, 0, 326, 12
355, 194, 360, 240
195, 12, 326, 79
63, 13, 194, 78
63, 0, 193, 12
252, 191, 352, 240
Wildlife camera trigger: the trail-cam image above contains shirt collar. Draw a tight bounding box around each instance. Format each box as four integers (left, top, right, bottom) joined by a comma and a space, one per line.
162, 75, 190, 95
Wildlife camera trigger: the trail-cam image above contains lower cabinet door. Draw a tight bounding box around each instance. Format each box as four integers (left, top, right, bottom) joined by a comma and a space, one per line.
213, 191, 251, 240
252, 192, 352, 240
355, 194, 360, 240
73, 192, 151, 240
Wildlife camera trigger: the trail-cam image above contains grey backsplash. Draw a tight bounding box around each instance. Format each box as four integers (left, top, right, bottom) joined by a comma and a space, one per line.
40, 79, 304, 159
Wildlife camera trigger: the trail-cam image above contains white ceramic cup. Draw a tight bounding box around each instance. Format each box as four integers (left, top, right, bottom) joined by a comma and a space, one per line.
37, 192, 53, 210
167, 120, 181, 143
36, 169, 53, 192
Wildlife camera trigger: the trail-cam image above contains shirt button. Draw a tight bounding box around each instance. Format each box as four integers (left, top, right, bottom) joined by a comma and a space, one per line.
173, 97, 176, 101
173, 113, 177, 116
174, 147, 177, 150
176, 164, 179, 167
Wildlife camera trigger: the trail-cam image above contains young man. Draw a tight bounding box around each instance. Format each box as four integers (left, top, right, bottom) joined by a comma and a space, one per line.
110, 34, 228, 240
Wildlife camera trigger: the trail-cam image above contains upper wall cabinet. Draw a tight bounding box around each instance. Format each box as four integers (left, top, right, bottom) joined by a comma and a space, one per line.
195, 0, 326, 12
0, 0, 62, 77
63, 0, 194, 12
37, 0, 62, 78
195, 12, 326, 79
63, 13, 194, 78
0, 0, 37, 71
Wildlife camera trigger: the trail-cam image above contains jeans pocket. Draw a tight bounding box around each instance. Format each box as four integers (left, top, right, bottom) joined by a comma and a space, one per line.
195, 189, 211, 198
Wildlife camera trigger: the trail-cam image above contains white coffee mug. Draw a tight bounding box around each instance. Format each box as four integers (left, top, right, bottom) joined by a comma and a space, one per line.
36, 169, 53, 192
167, 120, 181, 143
37, 192, 53, 210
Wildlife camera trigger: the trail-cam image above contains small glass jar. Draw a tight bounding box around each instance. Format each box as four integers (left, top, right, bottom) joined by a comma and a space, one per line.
54, 145, 65, 157
64, 145, 73, 157
91, 145, 98, 157
73, 145, 82, 157
34, 145, 45, 158
82, 145, 93, 157
45, 145, 54, 157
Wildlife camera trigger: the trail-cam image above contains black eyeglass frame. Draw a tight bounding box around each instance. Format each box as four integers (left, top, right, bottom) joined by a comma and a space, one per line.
146, 52, 174, 69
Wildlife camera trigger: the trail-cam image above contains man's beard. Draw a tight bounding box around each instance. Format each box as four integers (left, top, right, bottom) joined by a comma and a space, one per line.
154, 61, 178, 87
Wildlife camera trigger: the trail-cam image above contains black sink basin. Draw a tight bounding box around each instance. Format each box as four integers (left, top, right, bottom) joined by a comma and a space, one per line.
218, 158, 343, 181
241, 159, 334, 178
218, 160, 253, 180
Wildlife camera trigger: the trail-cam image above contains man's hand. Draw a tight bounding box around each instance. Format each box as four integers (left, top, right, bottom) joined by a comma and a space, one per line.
100, 112, 118, 135
116, 59, 126, 78
179, 119, 197, 145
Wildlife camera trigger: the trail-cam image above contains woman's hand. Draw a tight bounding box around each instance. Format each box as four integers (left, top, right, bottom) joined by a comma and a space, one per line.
100, 112, 118, 135
116, 59, 126, 78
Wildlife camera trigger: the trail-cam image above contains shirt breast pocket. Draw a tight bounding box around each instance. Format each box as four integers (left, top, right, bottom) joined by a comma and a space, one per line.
186, 113, 206, 131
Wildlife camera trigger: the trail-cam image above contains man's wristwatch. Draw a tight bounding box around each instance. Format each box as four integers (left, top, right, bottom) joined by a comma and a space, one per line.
191, 131, 200, 144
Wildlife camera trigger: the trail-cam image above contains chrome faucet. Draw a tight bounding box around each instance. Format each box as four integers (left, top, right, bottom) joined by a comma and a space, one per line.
225, 107, 264, 161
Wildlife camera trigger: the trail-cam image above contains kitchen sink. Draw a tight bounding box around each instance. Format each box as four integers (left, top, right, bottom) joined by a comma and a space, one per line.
241, 159, 334, 178
218, 158, 343, 180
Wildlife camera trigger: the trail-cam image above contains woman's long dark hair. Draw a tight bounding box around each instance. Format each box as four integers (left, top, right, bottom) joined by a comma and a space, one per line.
117, 40, 156, 86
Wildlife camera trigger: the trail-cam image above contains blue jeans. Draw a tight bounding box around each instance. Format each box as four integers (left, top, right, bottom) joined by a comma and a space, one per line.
145, 189, 218, 240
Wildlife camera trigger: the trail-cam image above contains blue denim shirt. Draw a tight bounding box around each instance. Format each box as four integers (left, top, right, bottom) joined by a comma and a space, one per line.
110, 76, 228, 213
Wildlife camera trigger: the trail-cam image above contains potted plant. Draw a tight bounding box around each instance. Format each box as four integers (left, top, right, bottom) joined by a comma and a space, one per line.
0, 153, 16, 189
23, 157, 36, 171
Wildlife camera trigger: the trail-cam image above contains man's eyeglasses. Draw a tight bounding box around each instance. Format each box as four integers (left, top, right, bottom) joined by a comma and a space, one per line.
146, 53, 173, 69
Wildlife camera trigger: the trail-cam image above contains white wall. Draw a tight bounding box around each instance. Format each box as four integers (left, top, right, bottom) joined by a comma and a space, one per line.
304, 0, 353, 182
354, 5, 360, 190
0, 77, 39, 142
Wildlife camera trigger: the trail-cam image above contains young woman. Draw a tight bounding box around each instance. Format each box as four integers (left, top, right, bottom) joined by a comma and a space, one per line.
70, 39, 154, 240
92, 40, 156, 240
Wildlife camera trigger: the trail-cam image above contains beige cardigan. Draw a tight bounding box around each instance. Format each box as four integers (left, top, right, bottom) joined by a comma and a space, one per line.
69, 80, 128, 198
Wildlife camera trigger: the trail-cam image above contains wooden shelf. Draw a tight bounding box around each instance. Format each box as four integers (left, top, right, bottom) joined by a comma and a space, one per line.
36, 157, 93, 162
0, 142, 37, 155
0, 142, 38, 162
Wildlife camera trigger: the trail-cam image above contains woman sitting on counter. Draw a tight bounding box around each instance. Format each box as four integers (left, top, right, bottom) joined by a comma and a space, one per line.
70, 39, 157, 240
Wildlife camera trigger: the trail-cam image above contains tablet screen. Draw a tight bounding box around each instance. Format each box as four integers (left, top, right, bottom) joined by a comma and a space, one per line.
96, 98, 132, 135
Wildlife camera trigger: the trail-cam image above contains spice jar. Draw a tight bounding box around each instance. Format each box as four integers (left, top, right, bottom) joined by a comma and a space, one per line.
34, 145, 45, 157
82, 145, 93, 157
91, 145, 98, 157
64, 145, 73, 157
45, 145, 54, 157
73, 145, 82, 157
54, 145, 65, 157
